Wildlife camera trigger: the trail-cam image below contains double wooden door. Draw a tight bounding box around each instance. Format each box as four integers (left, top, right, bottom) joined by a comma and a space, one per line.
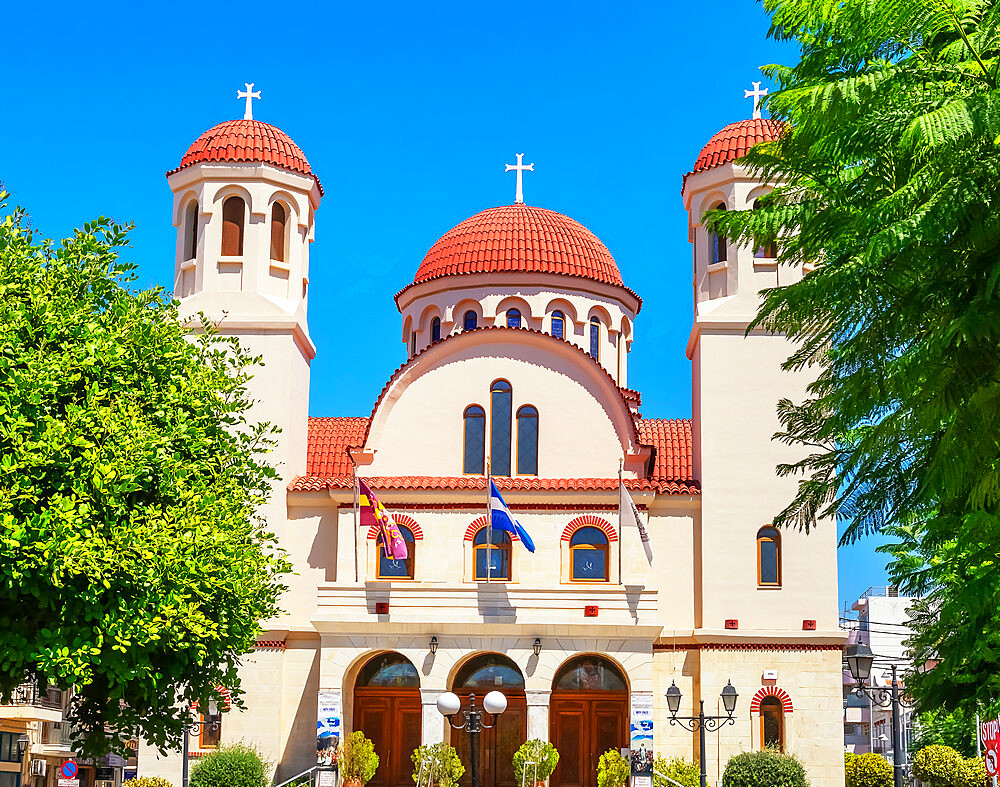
549, 693, 628, 787
453, 692, 527, 787
354, 688, 423, 787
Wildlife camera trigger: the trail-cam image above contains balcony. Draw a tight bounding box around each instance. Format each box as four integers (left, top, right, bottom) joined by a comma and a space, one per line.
0, 683, 63, 723
313, 583, 661, 637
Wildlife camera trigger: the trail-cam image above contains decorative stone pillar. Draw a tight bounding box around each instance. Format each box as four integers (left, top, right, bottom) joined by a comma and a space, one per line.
525, 690, 551, 742
421, 690, 445, 745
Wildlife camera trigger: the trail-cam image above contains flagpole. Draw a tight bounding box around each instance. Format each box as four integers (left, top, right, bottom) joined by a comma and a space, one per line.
486, 458, 492, 583
618, 458, 623, 586
348, 447, 359, 583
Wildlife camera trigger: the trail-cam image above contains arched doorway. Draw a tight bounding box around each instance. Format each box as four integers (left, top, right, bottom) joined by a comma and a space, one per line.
353, 653, 422, 787
451, 654, 527, 787
549, 655, 628, 787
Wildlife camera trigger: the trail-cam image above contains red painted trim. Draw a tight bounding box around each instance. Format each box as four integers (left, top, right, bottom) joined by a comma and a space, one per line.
254, 640, 286, 650
340, 502, 637, 512
366, 513, 423, 540
561, 515, 618, 542
653, 643, 842, 653
464, 515, 520, 542
750, 686, 793, 714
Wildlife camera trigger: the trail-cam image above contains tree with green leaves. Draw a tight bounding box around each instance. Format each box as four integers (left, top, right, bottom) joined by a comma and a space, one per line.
0, 197, 289, 754
710, 0, 1000, 711
912, 707, 979, 758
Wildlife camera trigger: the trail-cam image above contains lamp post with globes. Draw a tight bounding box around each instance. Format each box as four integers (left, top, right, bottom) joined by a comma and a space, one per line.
844, 643, 914, 787
664, 680, 739, 787
181, 699, 220, 787
436, 690, 507, 787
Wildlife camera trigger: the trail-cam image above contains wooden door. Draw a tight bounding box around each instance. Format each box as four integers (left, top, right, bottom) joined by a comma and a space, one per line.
354, 688, 422, 787
454, 694, 527, 787
550, 694, 628, 787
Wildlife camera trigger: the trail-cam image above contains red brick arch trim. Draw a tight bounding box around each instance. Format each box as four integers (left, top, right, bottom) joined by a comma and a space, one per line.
366, 513, 423, 541
561, 515, 618, 543
464, 515, 520, 542
750, 686, 793, 714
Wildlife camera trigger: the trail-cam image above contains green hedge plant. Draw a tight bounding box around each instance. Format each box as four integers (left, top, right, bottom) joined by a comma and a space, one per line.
513, 740, 560, 785
652, 755, 699, 787
596, 749, 630, 787
340, 731, 380, 785
913, 745, 963, 787
956, 756, 988, 787
721, 749, 807, 787
126, 778, 174, 787
411, 742, 464, 787
844, 752, 892, 787
188, 743, 269, 787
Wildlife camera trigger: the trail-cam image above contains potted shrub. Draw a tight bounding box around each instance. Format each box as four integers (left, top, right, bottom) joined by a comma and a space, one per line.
189, 743, 270, 787
411, 742, 465, 787
596, 749, 630, 787
845, 751, 892, 787
339, 731, 380, 787
721, 749, 806, 787
513, 739, 559, 787
652, 755, 699, 787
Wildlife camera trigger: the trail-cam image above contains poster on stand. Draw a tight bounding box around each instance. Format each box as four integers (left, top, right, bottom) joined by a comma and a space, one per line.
316, 691, 342, 767
630, 695, 653, 787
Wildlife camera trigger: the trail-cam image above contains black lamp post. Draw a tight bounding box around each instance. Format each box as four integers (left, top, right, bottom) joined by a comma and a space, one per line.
844, 644, 914, 787
665, 680, 739, 787
16, 734, 29, 760
181, 700, 219, 787
437, 690, 507, 787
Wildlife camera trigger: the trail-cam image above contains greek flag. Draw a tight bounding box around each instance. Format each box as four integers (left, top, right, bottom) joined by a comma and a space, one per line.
489, 480, 535, 552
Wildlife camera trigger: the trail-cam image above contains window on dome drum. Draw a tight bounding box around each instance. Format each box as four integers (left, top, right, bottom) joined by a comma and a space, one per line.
590, 317, 601, 361
710, 203, 727, 264
507, 308, 522, 328
516, 405, 538, 476
199, 708, 223, 749
411, 331, 417, 357
490, 380, 513, 476
474, 527, 512, 581
463, 405, 486, 475
753, 199, 778, 258
760, 696, 784, 750
221, 196, 245, 257
757, 526, 781, 586
184, 200, 199, 261
431, 317, 441, 343
570, 526, 609, 581
377, 524, 415, 580
270, 202, 287, 262
464, 310, 478, 331
551, 310, 565, 339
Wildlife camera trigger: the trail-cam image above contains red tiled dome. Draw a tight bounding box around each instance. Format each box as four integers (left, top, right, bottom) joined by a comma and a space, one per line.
169, 119, 322, 193
688, 118, 785, 179
412, 204, 623, 288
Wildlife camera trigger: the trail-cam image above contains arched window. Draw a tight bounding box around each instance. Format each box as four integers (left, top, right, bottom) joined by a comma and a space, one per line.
431, 317, 441, 343
464, 310, 478, 331
551, 310, 565, 339
570, 526, 609, 582
553, 655, 627, 692
377, 524, 415, 580
183, 200, 199, 261
270, 202, 287, 262
589, 317, 601, 361
411, 331, 417, 357
454, 653, 524, 690
760, 696, 784, 750
356, 652, 420, 688
221, 196, 245, 257
757, 526, 781, 586
516, 405, 538, 476
491, 380, 512, 476
473, 527, 512, 581
506, 308, 522, 328
753, 199, 778, 258
710, 203, 727, 264
463, 405, 486, 475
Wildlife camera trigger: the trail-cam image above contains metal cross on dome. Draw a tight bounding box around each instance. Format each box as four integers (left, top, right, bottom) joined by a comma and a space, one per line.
744, 81, 768, 120
505, 153, 534, 205
237, 83, 261, 120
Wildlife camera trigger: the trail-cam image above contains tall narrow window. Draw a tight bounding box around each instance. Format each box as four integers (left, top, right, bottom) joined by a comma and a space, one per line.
760, 696, 784, 750
464, 310, 478, 331
474, 527, 512, 581
463, 406, 486, 474
551, 310, 564, 339
411, 331, 417, 357
377, 524, 415, 579
589, 317, 601, 361
753, 199, 778, 258
507, 308, 521, 328
757, 526, 781, 586
490, 380, 512, 476
184, 200, 199, 261
270, 202, 287, 262
516, 405, 538, 476
431, 317, 441, 343
710, 203, 727, 264
570, 527, 610, 582
221, 196, 245, 256
199, 710, 222, 749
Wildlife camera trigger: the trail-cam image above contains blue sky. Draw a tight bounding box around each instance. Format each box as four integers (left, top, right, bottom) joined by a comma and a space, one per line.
0, 0, 885, 607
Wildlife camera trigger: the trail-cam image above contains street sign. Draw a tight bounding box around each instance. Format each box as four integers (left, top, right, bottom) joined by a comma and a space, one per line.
61, 761, 78, 780
58, 780, 80, 787
981, 716, 999, 776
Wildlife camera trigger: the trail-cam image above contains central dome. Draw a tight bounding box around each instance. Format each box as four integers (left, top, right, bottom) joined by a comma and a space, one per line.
411, 204, 623, 288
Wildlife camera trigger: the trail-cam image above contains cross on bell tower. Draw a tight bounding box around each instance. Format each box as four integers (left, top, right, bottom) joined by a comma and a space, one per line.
505, 153, 534, 204
237, 83, 261, 120
744, 81, 768, 120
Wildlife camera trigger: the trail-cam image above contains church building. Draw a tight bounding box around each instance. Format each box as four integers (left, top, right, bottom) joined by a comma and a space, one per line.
139, 90, 845, 787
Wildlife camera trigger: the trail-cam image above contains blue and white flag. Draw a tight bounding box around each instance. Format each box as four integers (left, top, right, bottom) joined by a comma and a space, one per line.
489, 480, 535, 552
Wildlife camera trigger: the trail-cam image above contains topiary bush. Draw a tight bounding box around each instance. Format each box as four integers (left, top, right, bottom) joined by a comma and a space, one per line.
844, 752, 892, 787
721, 749, 807, 787
513, 739, 560, 785
411, 742, 464, 787
188, 743, 269, 787
912, 744, 962, 787
596, 749, 630, 787
340, 731, 380, 785
126, 778, 174, 787
653, 755, 699, 787
955, 756, 988, 787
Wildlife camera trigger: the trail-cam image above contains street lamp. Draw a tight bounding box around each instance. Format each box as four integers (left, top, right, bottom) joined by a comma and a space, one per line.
844, 644, 914, 787
181, 700, 219, 787
665, 680, 739, 787
16, 734, 29, 759
437, 691, 507, 787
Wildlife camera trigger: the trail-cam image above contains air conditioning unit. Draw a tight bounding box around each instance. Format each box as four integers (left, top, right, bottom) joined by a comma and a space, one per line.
30, 760, 47, 777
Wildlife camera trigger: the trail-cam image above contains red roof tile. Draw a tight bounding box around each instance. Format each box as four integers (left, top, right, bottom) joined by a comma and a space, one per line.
305, 417, 369, 477
636, 418, 694, 486
685, 119, 785, 186
167, 119, 323, 195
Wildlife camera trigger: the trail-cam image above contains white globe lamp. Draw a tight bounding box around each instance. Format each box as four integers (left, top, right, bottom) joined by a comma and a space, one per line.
483, 691, 507, 715
436, 691, 462, 717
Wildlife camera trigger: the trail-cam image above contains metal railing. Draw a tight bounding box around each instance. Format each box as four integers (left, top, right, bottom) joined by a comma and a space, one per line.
653, 770, 687, 787
8, 683, 62, 710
